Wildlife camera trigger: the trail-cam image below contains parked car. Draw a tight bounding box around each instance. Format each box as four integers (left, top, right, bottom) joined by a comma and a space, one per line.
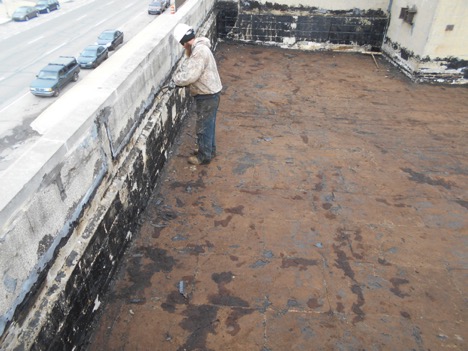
12, 6, 39, 21
148, 0, 166, 15
29, 56, 80, 97
35, 0, 60, 14
77, 45, 109, 69
95, 30, 124, 51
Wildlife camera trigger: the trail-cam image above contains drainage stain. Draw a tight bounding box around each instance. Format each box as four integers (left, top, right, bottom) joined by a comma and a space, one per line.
401, 168, 455, 189
336, 302, 345, 313
209, 293, 250, 307
225, 307, 255, 336
225, 205, 245, 215
378, 258, 392, 266
307, 297, 323, 309
390, 277, 410, 298
182, 244, 206, 255
239, 189, 262, 195
212, 271, 234, 285
351, 283, 365, 323
250, 259, 269, 268
214, 215, 233, 227
161, 290, 188, 313
178, 304, 219, 351
122, 247, 176, 297
175, 197, 184, 207
281, 256, 318, 270
400, 311, 411, 319
333, 247, 355, 280
170, 177, 206, 191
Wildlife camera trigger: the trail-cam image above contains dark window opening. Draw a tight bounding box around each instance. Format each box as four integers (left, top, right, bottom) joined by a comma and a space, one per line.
399, 7, 417, 25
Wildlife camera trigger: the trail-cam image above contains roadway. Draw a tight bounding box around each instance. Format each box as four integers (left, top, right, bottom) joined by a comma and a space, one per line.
0, 0, 168, 170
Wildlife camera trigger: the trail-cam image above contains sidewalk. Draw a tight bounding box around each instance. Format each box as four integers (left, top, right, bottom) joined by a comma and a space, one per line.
87, 43, 468, 350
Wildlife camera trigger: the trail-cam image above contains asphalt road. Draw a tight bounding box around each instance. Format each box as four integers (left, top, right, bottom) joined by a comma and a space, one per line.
0, 0, 167, 168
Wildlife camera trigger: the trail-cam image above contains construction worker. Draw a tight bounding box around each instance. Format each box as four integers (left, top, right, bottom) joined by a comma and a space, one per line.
171, 23, 222, 165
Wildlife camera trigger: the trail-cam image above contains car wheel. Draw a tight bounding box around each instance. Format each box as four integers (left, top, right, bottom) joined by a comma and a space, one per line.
26, 15, 30, 21
53, 89, 60, 97
46, 8, 50, 13
72, 72, 79, 82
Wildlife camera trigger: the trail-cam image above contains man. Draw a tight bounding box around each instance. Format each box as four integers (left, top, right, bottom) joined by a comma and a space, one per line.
171, 23, 222, 165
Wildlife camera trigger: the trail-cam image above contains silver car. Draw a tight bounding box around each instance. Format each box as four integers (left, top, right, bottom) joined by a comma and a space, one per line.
148, 1, 165, 15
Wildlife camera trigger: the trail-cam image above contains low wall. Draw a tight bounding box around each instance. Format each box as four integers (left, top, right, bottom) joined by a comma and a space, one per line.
218, 0, 389, 52
0, 0, 217, 349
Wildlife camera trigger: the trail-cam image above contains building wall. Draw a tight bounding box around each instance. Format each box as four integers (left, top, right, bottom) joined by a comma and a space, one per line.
383, 0, 468, 83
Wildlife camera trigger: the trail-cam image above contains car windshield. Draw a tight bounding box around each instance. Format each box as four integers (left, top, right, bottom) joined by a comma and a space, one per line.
37, 1, 47, 5
15, 8, 29, 14
99, 32, 114, 40
81, 50, 96, 57
150, 2, 162, 6
37, 71, 57, 80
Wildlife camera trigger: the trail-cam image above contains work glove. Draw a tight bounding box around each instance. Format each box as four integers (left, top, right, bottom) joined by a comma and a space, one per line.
167, 80, 177, 89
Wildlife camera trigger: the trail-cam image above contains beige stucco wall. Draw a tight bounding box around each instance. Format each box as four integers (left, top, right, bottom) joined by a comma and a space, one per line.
425, 0, 468, 58
383, 0, 467, 83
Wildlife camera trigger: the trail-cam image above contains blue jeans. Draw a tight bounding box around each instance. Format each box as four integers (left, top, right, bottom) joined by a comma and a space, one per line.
194, 93, 220, 163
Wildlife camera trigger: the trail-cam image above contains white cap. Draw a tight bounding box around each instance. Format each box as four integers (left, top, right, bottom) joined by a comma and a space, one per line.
173, 23, 195, 45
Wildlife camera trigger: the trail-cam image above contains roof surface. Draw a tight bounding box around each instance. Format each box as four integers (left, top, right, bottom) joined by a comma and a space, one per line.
88, 42, 468, 350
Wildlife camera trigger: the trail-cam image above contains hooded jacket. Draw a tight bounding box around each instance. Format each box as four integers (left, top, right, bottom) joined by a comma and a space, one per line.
173, 37, 222, 96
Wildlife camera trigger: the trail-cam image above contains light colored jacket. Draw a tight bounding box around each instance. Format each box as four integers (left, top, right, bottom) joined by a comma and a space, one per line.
173, 37, 222, 96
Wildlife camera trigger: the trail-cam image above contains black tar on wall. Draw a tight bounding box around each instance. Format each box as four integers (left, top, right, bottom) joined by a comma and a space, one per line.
217, 1, 388, 50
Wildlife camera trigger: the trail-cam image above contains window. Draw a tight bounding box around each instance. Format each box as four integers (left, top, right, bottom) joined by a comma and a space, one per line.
399, 6, 417, 25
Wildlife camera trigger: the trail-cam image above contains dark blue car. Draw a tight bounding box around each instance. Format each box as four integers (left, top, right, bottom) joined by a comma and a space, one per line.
35, 0, 60, 14
78, 45, 109, 69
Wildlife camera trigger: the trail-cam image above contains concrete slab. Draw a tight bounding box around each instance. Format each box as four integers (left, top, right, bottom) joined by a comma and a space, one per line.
87, 43, 468, 350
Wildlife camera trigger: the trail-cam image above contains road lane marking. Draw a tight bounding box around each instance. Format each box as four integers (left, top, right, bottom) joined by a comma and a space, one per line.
27, 36, 45, 45
0, 91, 30, 115
92, 19, 107, 29
44, 42, 67, 56
75, 15, 87, 22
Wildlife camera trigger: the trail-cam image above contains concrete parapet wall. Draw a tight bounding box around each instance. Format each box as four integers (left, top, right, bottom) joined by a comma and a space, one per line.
0, 0, 217, 348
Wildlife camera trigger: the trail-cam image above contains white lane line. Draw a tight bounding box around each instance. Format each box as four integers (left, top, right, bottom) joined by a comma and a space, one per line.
27, 36, 45, 45
75, 14, 87, 22
44, 42, 67, 56
124, 3, 133, 10
92, 19, 107, 29
0, 91, 30, 114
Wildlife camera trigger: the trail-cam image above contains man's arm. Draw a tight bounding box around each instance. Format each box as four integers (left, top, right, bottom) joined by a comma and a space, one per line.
173, 50, 206, 86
